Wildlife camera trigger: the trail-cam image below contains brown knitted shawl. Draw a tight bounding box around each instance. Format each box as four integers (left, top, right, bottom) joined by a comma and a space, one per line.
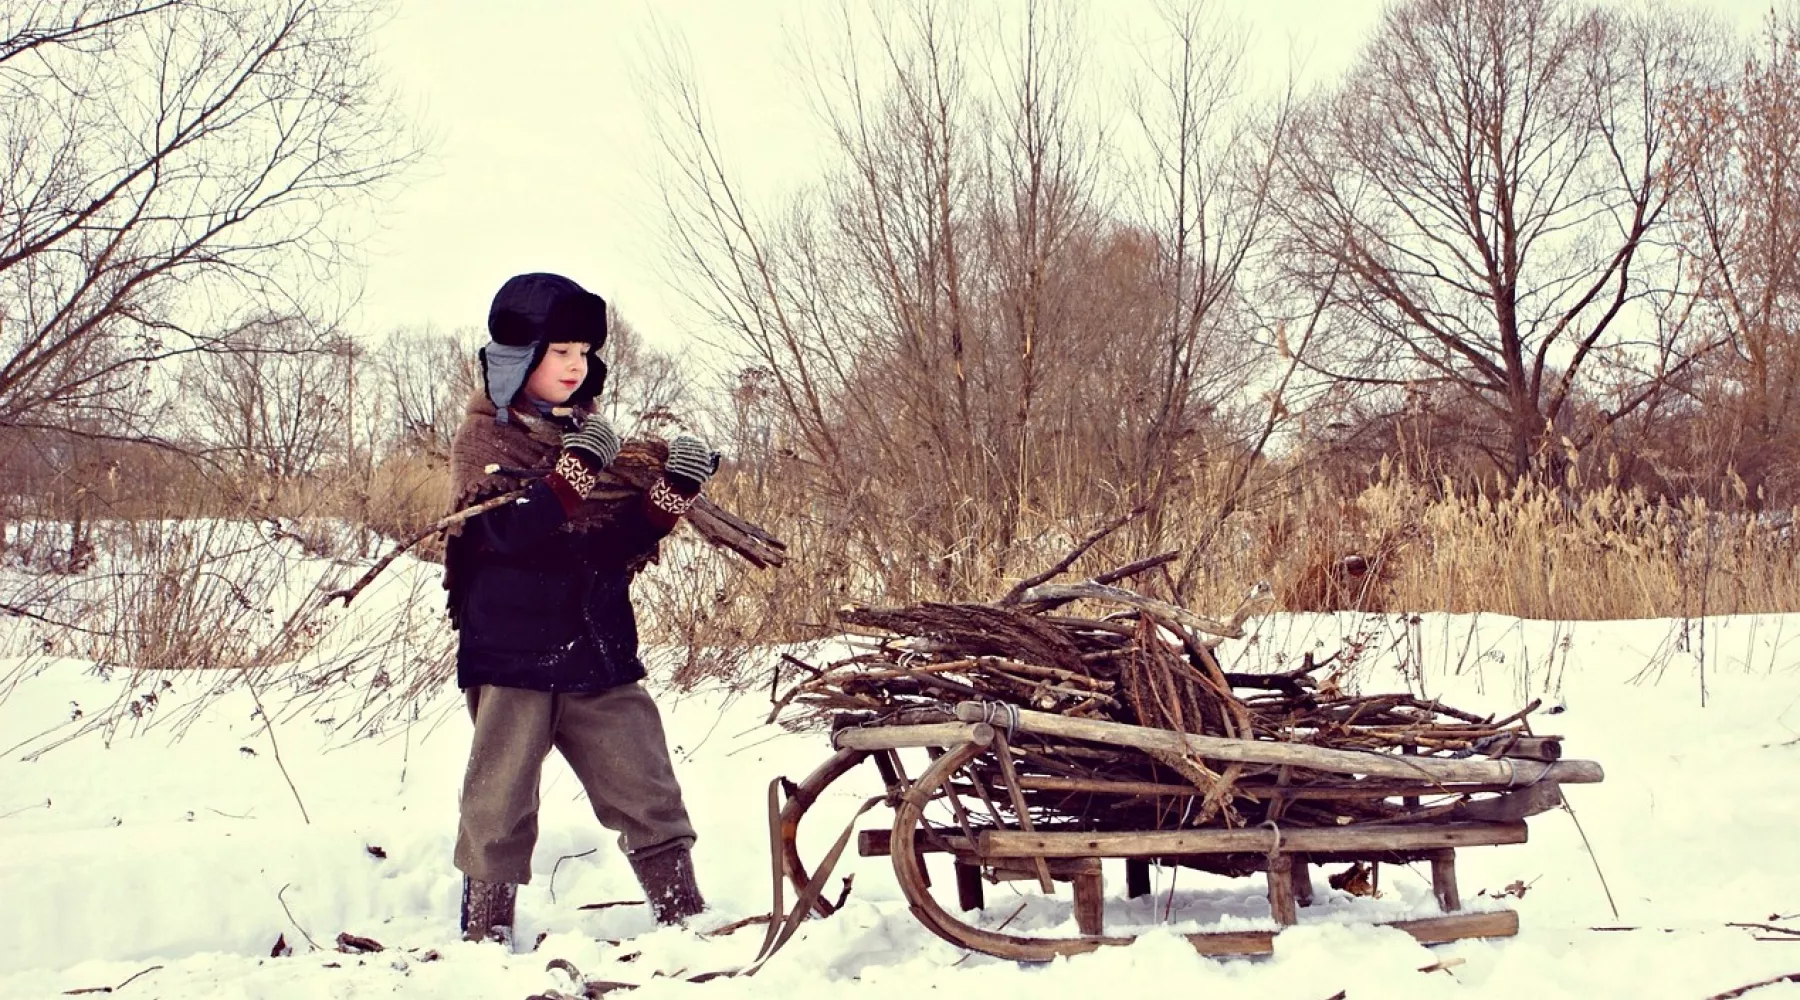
444, 392, 644, 539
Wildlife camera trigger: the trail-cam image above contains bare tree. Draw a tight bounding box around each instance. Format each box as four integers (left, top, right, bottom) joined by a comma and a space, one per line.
1275, 0, 1721, 481
180, 316, 351, 480
369, 325, 479, 459
593, 313, 693, 438
1667, 7, 1800, 504
1117, 0, 1295, 573
648, 1, 1302, 600
0, 0, 420, 441
649, 1, 1002, 593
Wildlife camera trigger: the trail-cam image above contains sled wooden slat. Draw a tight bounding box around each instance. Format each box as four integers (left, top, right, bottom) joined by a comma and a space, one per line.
1181, 909, 1519, 957
832, 722, 996, 751
999, 773, 1553, 801
977, 821, 1527, 858
953, 701, 1603, 785
860, 828, 972, 857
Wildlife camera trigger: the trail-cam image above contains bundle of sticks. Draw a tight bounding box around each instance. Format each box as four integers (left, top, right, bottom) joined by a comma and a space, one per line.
589, 441, 786, 568
324, 440, 785, 607
771, 553, 1558, 833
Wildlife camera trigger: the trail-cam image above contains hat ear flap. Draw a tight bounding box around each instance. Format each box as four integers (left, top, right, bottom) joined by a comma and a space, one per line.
570, 355, 608, 406
488, 308, 537, 347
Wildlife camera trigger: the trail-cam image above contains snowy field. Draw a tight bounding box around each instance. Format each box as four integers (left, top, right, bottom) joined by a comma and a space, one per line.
2, 535, 1799, 999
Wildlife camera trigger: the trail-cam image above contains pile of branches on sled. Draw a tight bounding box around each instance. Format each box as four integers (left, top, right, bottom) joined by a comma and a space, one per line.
770, 550, 1565, 835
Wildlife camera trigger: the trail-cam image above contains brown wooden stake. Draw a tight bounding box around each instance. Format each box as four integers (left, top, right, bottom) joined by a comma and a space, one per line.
991, 731, 1056, 893
872, 750, 904, 802
1430, 849, 1461, 912
1073, 869, 1106, 936
1292, 857, 1315, 907
1403, 745, 1421, 810
1126, 859, 1152, 899
936, 769, 981, 852
1267, 854, 1298, 926
954, 861, 985, 912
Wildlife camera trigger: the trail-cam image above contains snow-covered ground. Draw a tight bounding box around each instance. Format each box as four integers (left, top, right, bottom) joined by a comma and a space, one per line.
2, 540, 1799, 998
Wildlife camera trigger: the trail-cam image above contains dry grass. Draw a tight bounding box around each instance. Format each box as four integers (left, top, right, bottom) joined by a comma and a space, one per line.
673, 463, 1800, 657
1174, 470, 1800, 621
9, 445, 1794, 718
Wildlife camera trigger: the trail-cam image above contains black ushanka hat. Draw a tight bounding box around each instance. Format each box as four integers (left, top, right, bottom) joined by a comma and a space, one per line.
481, 272, 610, 416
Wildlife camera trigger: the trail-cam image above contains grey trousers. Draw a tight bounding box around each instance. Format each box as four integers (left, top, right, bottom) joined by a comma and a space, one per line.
454, 683, 697, 885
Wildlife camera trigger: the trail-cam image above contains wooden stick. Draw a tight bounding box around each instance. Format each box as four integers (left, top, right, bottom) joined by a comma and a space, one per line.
1091, 550, 1182, 587
1291, 858, 1315, 907
952, 702, 1605, 785
991, 732, 1056, 892
998, 506, 1148, 605
1007, 774, 1201, 797
1012, 582, 1248, 639
833, 723, 995, 751
326, 490, 523, 605
1430, 849, 1461, 912
972, 658, 1114, 690
1073, 868, 1106, 935
1126, 859, 1152, 898
977, 821, 1527, 858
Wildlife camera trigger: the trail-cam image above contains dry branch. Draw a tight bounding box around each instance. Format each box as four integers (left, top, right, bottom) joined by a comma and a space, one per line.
326, 442, 787, 607
774, 557, 1590, 837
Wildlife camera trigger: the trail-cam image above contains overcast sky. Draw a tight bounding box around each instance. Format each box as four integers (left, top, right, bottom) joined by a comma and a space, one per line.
357, 0, 1780, 353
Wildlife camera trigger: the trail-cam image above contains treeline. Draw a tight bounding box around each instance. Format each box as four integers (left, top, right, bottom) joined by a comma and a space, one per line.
4, 0, 1799, 653
645, 0, 1800, 633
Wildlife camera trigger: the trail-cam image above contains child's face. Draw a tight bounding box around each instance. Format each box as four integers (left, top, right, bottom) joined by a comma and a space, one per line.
521, 342, 590, 405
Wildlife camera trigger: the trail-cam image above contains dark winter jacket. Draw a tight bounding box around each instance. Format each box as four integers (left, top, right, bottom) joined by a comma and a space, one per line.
448, 477, 671, 692
443, 398, 681, 694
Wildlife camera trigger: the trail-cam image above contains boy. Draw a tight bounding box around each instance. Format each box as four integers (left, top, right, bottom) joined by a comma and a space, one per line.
442, 272, 719, 945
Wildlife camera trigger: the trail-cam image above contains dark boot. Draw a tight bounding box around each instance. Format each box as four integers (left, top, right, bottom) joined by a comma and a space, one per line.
460, 876, 518, 946
629, 846, 705, 925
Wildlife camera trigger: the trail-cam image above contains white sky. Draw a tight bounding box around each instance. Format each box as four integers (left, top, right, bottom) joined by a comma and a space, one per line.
356, 0, 1779, 353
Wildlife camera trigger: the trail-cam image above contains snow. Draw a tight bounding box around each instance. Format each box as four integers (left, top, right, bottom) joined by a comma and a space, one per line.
3, 545, 1800, 998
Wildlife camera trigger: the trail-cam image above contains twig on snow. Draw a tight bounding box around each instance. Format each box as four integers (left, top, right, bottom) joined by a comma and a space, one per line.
699, 913, 772, 938
950, 902, 1031, 968
1561, 796, 1617, 919
549, 848, 597, 904
1704, 973, 1800, 999
61, 964, 163, 994
0, 797, 50, 820
247, 681, 309, 825
1728, 923, 1800, 938
277, 883, 320, 951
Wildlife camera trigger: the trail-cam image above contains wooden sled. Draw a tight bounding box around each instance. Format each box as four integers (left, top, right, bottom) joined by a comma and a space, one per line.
778, 701, 1602, 963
